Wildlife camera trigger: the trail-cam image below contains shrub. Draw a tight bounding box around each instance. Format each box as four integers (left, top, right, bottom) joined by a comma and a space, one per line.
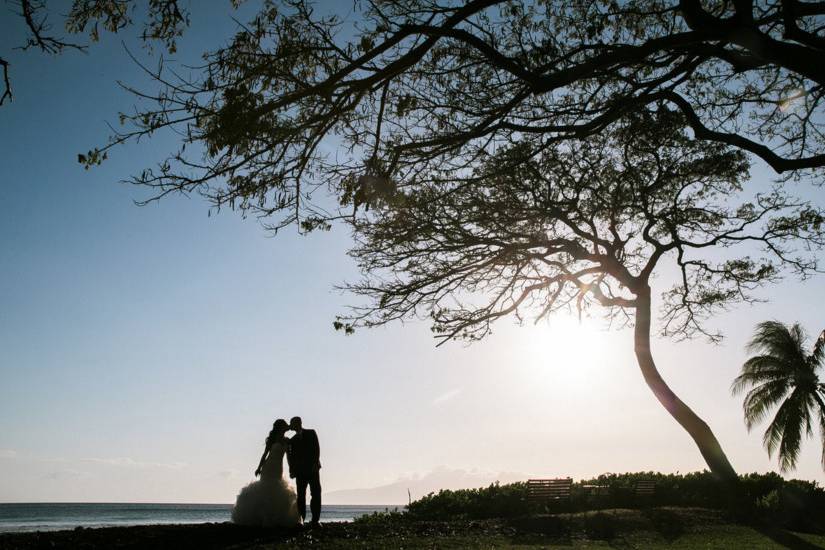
353, 508, 406, 526
402, 472, 825, 532
406, 482, 529, 520
755, 489, 780, 514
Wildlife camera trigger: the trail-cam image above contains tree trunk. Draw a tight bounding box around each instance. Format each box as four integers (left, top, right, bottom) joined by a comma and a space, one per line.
634, 285, 739, 483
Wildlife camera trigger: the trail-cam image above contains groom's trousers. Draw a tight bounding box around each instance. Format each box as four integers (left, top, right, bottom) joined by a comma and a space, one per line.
296, 471, 321, 523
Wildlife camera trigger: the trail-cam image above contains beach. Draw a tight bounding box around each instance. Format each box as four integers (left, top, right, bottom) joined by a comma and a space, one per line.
0, 503, 394, 533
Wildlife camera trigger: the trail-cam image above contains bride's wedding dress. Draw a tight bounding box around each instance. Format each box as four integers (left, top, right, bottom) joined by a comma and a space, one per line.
232, 440, 301, 527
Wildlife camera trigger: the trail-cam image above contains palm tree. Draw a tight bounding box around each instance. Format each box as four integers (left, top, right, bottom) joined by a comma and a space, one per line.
732, 321, 825, 472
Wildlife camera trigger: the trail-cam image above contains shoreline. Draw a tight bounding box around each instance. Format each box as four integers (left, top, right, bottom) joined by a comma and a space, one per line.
0, 521, 305, 549
0, 518, 355, 535
0, 503, 400, 535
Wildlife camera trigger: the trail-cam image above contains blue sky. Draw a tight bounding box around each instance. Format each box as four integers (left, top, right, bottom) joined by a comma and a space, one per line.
0, 2, 823, 504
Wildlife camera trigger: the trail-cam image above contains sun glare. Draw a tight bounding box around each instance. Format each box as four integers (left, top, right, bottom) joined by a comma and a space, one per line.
517, 316, 616, 388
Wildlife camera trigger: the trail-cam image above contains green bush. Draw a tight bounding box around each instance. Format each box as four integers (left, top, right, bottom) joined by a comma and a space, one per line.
755, 489, 780, 514
751, 476, 825, 532
406, 482, 530, 520
573, 471, 726, 509
401, 472, 825, 532
354, 508, 406, 526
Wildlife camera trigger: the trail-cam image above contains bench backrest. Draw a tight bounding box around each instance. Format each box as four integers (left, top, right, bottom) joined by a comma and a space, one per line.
634, 479, 656, 496
527, 478, 573, 500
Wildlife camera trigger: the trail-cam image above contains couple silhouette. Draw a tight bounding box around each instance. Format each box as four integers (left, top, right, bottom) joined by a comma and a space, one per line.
231, 416, 322, 527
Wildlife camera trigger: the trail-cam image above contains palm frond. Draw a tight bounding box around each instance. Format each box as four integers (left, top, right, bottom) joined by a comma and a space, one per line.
740, 355, 790, 374
814, 390, 825, 469
741, 379, 791, 429
762, 388, 813, 472
811, 330, 825, 370
731, 361, 790, 395
790, 324, 807, 350
746, 321, 807, 366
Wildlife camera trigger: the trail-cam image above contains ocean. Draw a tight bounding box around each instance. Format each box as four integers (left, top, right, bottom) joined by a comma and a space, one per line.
0, 503, 402, 533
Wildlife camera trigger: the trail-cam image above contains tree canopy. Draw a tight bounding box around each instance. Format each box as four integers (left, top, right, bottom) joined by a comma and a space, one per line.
68, 0, 825, 232
6, 1, 825, 205
1, 0, 189, 105
339, 111, 822, 343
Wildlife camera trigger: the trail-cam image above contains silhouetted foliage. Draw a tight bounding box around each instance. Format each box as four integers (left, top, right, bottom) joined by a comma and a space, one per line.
733, 321, 825, 472
340, 112, 822, 343
65, 0, 824, 221
407, 482, 531, 520
1, 0, 188, 105
351, 507, 406, 527
405, 472, 825, 532
5, 2, 825, 203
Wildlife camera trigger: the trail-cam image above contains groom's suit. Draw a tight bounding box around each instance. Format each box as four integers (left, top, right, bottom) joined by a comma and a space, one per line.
287, 429, 321, 523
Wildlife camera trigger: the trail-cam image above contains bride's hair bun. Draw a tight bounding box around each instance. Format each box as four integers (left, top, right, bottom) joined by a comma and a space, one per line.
266, 418, 289, 446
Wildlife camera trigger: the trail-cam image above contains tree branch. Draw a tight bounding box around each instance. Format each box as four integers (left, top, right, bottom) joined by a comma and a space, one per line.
664, 91, 825, 172
0, 57, 11, 105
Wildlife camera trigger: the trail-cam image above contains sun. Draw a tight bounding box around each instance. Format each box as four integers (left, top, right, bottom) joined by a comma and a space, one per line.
515, 315, 617, 387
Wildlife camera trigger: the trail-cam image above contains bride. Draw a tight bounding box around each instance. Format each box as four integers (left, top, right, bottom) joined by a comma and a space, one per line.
232, 419, 301, 527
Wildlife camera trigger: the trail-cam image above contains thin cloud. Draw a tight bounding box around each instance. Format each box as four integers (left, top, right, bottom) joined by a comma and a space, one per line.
0, 449, 17, 459
42, 469, 89, 480
432, 388, 463, 406
29, 454, 188, 469
81, 457, 188, 469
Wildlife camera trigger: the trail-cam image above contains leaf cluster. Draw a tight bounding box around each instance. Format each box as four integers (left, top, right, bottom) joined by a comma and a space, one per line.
67, 0, 825, 232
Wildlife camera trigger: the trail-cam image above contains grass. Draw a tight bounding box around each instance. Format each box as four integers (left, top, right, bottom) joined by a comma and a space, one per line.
268, 507, 825, 549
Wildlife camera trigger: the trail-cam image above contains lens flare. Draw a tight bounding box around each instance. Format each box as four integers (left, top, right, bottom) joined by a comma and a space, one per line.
779, 88, 806, 112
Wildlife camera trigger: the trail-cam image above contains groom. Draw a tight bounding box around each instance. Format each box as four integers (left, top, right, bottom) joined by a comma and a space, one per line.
287, 416, 321, 526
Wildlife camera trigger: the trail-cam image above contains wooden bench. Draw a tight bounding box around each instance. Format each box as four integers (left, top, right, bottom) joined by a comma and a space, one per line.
527, 478, 573, 506
634, 479, 656, 498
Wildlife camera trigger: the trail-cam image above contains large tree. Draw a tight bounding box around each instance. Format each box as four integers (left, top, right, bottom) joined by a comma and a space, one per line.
336, 111, 823, 482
